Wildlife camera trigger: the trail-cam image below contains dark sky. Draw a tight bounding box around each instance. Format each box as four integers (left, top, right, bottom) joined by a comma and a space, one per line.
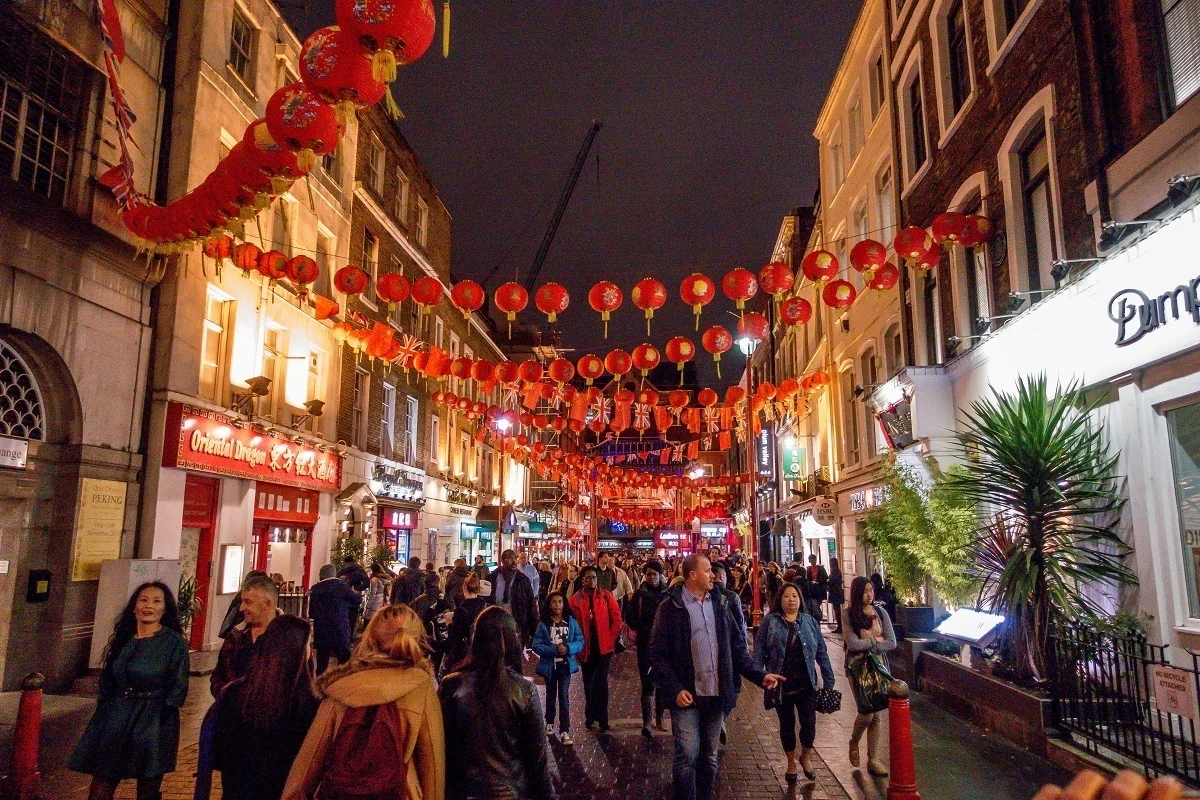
286, 1, 861, 380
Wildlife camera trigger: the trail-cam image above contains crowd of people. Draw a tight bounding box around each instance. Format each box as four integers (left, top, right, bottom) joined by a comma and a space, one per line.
68, 545, 908, 800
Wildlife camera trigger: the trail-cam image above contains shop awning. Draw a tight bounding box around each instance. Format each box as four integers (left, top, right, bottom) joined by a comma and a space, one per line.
335, 482, 376, 506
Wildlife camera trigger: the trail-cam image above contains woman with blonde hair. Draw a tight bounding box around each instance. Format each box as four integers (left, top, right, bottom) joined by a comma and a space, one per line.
282, 604, 445, 800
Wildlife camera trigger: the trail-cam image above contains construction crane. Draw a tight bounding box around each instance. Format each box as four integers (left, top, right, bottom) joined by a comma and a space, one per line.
483, 121, 602, 292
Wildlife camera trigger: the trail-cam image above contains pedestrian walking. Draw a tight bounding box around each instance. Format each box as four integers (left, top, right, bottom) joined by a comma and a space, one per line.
628, 559, 668, 737
807, 555, 829, 622
69, 582, 190, 800
213, 615, 319, 800
843, 576, 898, 776
648, 554, 784, 800
391, 556, 427, 605
308, 563, 362, 674
212, 573, 280, 696
489, 549, 539, 647
471, 554, 489, 583
282, 604, 445, 800
410, 578, 455, 675
532, 592, 584, 745
753, 583, 836, 784
364, 562, 391, 623
440, 607, 555, 800
217, 570, 269, 639
569, 564, 623, 732
446, 573, 488, 671
828, 558, 845, 633
519, 550, 541, 597
446, 558, 471, 603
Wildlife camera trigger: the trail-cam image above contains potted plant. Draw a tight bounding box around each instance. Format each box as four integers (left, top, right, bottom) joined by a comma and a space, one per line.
176, 575, 204, 640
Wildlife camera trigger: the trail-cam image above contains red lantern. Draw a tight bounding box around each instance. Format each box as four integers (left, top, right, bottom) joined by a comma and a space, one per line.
931, 211, 969, 245
577, 354, 604, 385
758, 261, 795, 299
494, 281, 528, 338
737, 311, 769, 343
451, 358, 472, 380
299, 26, 386, 125
376, 272, 410, 307
780, 296, 812, 327
450, 279, 485, 318
726, 385, 747, 405
632, 278, 667, 336
605, 349, 632, 378
312, 294, 340, 321
534, 282, 570, 323
548, 358, 574, 383
638, 389, 659, 406
721, 268, 758, 309
668, 390, 689, 410
258, 249, 288, 280
234, 242, 262, 275
893, 226, 934, 260
958, 214, 993, 248
698, 388, 719, 407
823, 279, 857, 310
779, 378, 800, 398
334, 0, 436, 82
203, 235, 234, 261
757, 381, 777, 400
588, 281, 623, 338
680, 273, 716, 330
411, 276, 443, 312
471, 359, 494, 382
869, 263, 900, 291
631, 343, 660, 376
912, 242, 942, 271
664, 336, 695, 376
801, 250, 839, 283
518, 360, 543, 383
334, 265, 369, 296
850, 239, 888, 275
701, 325, 733, 379
494, 361, 520, 384
265, 84, 339, 171
285, 255, 319, 298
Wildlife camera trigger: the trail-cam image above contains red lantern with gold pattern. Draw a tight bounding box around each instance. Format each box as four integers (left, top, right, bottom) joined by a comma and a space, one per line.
850, 239, 888, 275
698, 388, 719, 408
588, 281, 623, 338
285, 255, 320, 299
605, 349, 632, 379
801, 250, 839, 283
334, 265, 368, 295
869, 262, 900, 291
911, 242, 943, 271
780, 296, 812, 327
737, 311, 769, 343
823, 279, 857, 310
958, 214, 993, 248
664, 336, 694, 384
669, 390, 689, 411
376, 272, 410, 307
494, 281, 528, 338
757, 381, 777, 399
577, 354, 604, 385
299, 26, 385, 126
779, 378, 801, 398
264, 84, 339, 171
334, 0, 436, 83
548, 358, 574, 384
893, 226, 934, 260
534, 282, 570, 323
204, 235, 234, 261
518, 360, 543, 383
931, 211, 969, 245
721, 268, 758, 310
680, 272, 716, 330
451, 358, 473, 380
632, 278, 668, 336
494, 361, 519, 384
726, 385, 746, 405
258, 250, 288, 280
411, 276, 443, 312
471, 359, 494, 382
701, 325, 733, 379
234, 242, 262, 276
758, 261, 795, 299
450, 279, 484, 318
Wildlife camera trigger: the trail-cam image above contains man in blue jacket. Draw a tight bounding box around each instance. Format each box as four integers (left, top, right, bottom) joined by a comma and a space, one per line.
308, 563, 361, 673
649, 553, 784, 800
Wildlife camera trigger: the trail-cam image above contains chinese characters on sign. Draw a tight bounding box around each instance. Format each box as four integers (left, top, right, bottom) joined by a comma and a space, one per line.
849, 486, 887, 513
781, 439, 804, 480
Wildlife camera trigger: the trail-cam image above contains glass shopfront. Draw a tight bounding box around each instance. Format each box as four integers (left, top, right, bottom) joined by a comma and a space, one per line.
1169, 401, 1200, 615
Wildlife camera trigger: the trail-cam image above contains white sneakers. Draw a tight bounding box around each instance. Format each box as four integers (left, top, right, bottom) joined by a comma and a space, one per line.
560, 732, 574, 746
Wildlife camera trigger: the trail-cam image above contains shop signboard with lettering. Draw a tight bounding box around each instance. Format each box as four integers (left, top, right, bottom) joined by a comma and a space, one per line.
756, 428, 775, 477
1152, 665, 1200, 720
163, 402, 341, 492
0, 435, 28, 470
72, 478, 127, 581
781, 440, 804, 480
812, 498, 837, 527
654, 530, 692, 552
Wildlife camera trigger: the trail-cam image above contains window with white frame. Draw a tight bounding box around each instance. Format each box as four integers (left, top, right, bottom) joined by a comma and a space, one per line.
405, 396, 419, 463
321, 142, 341, 183
314, 231, 334, 296
365, 133, 384, 196
920, 271, 944, 365
429, 413, 441, 466
848, 97, 864, 163
1162, 0, 1200, 108
947, 0, 972, 115
417, 197, 429, 247
458, 432, 469, 476
1019, 125, 1058, 295
463, 346, 474, 395
363, 229, 379, 304
482, 448, 494, 490
304, 349, 323, 433
353, 368, 370, 450
395, 168, 410, 224
951, 196, 991, 339
449, 333, 461, 394
876, 164, 896, 243
861, 348, 879, 456
200, 288, 231, 404
884, 323, 903, 376
434, 317, 444, 350
1167, 400, 1200, 616
228, 8, 256, 86
869, 51, 887, 120
261, 325, 288, 420
827, 133, 845, 193
473, 442, 482, 481
381, 382, 396, 460
840, 368, 860, 467
903, 72, 929, 181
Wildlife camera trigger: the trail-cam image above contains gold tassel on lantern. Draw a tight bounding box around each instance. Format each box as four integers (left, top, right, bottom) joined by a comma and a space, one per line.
270, 175, 290, 194
334, 100, 356, 127
372, 50, 397, 84
443, 1, 451, 57
385, 86, 404, 119
295, 148, 316, 172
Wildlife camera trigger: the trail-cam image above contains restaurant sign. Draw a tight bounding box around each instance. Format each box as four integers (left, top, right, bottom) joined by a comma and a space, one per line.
163, 402, 341, 492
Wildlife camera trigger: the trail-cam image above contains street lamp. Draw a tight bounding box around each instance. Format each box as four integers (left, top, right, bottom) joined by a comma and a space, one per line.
738, 335, 763, 626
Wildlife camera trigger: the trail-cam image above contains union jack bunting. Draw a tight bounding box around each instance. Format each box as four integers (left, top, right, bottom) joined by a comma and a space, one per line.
703, 408, 720, 433
592, 397, 612, 425
393, 335, 422, 368
94, 0, 139, 211
633, 403, 651, 430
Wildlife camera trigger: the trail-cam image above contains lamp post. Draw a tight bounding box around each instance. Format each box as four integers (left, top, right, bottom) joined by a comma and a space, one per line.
738, 335, 763, 627
495, 417, 511, 565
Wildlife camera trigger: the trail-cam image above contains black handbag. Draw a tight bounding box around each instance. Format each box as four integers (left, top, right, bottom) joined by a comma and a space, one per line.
814, 687, 843, 714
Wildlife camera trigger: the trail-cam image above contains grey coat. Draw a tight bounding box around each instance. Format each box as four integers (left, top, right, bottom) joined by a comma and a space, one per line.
841, 603, 897, 674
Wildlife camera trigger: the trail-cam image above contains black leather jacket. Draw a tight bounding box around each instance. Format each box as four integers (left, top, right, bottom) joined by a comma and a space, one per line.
439, 669, 556, 800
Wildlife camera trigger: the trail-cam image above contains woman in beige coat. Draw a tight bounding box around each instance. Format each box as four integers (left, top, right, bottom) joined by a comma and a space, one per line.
282, 604, 445, 800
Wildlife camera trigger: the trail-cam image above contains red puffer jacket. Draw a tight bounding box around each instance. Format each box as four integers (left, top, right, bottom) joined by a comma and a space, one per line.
569, 588, 623, 662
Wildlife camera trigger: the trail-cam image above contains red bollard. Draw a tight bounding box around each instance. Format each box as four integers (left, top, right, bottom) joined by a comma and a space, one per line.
0, 673, 44, 800
886, 680, 921, 800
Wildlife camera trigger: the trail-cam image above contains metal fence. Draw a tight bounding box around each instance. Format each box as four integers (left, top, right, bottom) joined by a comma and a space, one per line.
1050, 624, 1200, 785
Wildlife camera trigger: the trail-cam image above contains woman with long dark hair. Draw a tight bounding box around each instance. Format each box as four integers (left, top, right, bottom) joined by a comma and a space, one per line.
214, 615, 318, 799
439, 607, 554, 800
843, 576, 897, 776
69, 582, 190, 800
532, 592, 584, 745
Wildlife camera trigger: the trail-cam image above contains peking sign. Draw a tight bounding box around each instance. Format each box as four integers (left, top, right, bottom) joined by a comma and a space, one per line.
163, 402, 341, 492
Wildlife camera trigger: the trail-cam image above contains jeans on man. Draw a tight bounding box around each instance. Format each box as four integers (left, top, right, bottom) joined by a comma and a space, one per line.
670, 695, 724, 800
581, 652, 613, 727
545, 661, 572, 732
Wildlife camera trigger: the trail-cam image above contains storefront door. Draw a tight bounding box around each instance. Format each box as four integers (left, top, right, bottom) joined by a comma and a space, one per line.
182, 475, 219, 651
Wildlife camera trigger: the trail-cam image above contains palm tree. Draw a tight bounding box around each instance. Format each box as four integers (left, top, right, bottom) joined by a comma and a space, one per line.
947, 374, 1136, 682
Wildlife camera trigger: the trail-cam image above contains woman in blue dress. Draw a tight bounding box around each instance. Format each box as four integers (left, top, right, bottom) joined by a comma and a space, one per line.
69, 581, 190, 800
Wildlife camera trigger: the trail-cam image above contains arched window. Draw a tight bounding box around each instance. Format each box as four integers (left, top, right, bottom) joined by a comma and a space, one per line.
884, 323, 903, 377
860, 348, 879, 457
0, 340, 45, 441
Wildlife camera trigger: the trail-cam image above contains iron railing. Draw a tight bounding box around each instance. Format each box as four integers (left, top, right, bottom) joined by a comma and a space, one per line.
1050, 624, 1200, 785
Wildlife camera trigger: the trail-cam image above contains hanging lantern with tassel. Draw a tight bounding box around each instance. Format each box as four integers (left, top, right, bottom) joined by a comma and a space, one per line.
631, 277, 667, 336
285, 255, 319, 299
721, 268, 758, 310
450, 279, 485, 318
664, 336, 695, 385
494, 281, 528, 339
679, 272, 716, 330
265, 84, 340, 172
411, 276, 443, 313
377, 272, 411, 309
701, 325, 733, 379
335, 0, 437, 84
534, 282, 569, 324
758, 261, 795, 301
334, 265, 369, 296
299, 26, 386, 126
588, 280, 622, 338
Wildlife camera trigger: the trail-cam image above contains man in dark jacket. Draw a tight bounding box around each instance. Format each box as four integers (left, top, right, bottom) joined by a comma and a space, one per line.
308, 563, 362, 673
471, 554, 490, 582
649, 554, 782, 800
390, 556, 426, 605
446, 558, 471, 602
488, 549, 539, 646
211, 574, 279, 697
629, 559, 668, 737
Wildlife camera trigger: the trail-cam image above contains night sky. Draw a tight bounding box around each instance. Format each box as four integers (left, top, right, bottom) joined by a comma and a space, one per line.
285, 2, 862, 380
